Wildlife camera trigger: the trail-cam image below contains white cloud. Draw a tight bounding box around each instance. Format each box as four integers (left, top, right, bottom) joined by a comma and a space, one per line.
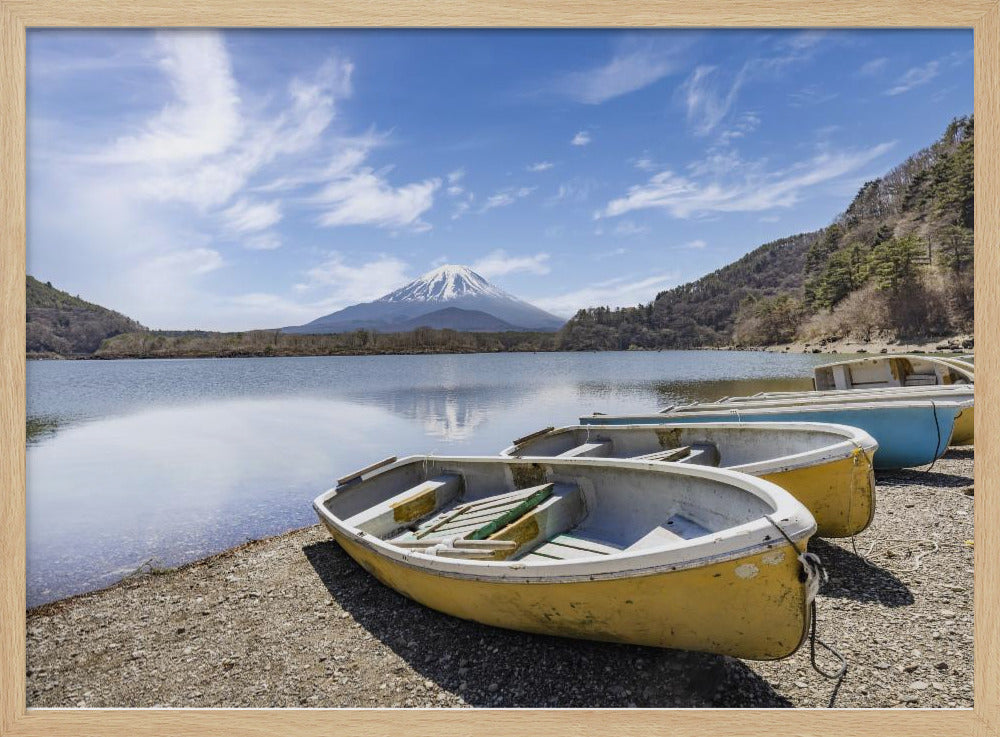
479, 186, 535, 213
527, 161, 554, 172
680, 65, 747, 137
633, 157, 656, 171
858, 57, 888, 76
530, 273, 679, 317
548, 178, 596, 205
613, 220, 649, 236
312, 171, 441, 230
101, 32, 242, 165
558, 47, 680, 104
788, 85, 838, 108
447, 168, 465, 184
29, 31, 443, 329
601, 142, 896, 219
295, 253, 411, 303
451, 197, 473, 220
886, 61, 940, 96
471, 250, 550, 278
242, 232, 283, 251
146, 247, 224, 276
681, 239, 706, 249
222, 198, 282, 233
571, 131, 592, 146
447, 185, 464, 196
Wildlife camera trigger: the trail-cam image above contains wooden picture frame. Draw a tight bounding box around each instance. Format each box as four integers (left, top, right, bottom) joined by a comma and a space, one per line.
1, 2, 996, 735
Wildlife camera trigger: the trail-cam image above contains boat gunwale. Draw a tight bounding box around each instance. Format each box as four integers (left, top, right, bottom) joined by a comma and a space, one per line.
812, 354, 975, 383
313, 455, 816, 584
583, 398, 974, 425
498, 421, 878, 477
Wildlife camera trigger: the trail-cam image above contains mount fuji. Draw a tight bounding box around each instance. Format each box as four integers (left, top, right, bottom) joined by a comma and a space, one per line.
284, 265, 565, 334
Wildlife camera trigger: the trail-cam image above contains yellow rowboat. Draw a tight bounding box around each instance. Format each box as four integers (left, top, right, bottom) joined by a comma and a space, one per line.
813, 354, 973, 391
700, 386, 974, 447
314, 455, 818, 660
500, 422, 877, 538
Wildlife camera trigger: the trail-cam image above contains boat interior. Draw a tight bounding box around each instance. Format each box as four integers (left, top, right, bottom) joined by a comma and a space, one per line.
813, 357, 972, 391
506, 425, 843, 469
323, 458, 774, 564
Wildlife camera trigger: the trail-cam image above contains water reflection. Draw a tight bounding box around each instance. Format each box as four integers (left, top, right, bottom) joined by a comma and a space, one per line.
27, 398, 416, 605
26, 351, 834, 606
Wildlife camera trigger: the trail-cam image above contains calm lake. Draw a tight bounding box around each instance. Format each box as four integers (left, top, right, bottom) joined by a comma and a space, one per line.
26, 350, 836, 607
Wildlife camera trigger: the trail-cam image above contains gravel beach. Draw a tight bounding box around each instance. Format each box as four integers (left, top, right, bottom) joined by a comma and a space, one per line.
26, 448, 974, 709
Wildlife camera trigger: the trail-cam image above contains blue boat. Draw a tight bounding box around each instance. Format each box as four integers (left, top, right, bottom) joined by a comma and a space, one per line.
581, 400, 971, 470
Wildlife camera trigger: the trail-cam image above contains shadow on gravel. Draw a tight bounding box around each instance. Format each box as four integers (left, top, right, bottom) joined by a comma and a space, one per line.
808, 539, 914, 607
303, 540, 794, 708
875, 468, 973, 489
943, 447, 974, 461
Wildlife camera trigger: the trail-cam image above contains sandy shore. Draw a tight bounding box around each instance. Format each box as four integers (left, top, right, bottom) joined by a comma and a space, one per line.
26, 449, 974, 709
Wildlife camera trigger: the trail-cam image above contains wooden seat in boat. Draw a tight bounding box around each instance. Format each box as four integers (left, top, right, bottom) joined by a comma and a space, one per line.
633, 443, 720, 467
390, 482, 587, 560
344, 474, 464, 538
556, 439, 612, 458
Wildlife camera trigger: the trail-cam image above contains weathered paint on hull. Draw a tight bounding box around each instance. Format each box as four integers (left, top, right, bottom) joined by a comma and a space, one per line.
762, 448, 875, 538
325, 524, 812, 660
950, 405, 974, 446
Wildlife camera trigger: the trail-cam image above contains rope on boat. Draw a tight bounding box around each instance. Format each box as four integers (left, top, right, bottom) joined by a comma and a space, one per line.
764, 515, 846, 708
923, 400, 942, 474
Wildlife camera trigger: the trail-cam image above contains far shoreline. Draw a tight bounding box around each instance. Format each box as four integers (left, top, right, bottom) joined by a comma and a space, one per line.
26, 333, 973, 362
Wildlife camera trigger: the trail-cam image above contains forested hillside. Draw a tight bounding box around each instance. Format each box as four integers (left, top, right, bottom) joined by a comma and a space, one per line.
559, 116, 974, 349
26, 277, 146, 356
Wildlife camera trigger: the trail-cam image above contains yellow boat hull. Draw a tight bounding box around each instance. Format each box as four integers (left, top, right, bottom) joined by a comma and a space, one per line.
760, 448, 876, 538
326, 525, 812, 660
950, 405, 974, 445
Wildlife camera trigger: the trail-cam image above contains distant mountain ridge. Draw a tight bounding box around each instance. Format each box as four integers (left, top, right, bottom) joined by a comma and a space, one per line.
285, 265, 564, 334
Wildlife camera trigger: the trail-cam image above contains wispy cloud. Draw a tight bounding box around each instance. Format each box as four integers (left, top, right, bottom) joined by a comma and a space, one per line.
547, 178, 597, 205
613, 220, 649, 236
527, 161, 554, 172
788, 84, 838, 108
557, 45, 682, 104
531, 273, 679, 317
886, 61, 939, 96
858, 57, 888, 76
680, 65, 747, 137
601, 142, 896, 219
312, 171, 441, 231
222, 198, 282, 233
479, 186, 536, 213
100, 32, 242, 165
295, 253, 411, 302
472, 250, 550, 278
571, 131, 592, 146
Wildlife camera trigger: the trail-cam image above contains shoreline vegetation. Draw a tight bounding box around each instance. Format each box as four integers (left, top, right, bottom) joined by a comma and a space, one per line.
27, 328, 972, 361
26, 449, 974, 708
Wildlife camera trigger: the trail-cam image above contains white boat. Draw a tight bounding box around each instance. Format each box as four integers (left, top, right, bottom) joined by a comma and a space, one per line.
813, 354, 973, 391
500, 421, 877, 537
314, 455, 817, 659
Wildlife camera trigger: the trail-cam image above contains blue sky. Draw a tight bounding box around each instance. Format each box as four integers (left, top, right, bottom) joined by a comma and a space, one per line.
27, 29, 972, 330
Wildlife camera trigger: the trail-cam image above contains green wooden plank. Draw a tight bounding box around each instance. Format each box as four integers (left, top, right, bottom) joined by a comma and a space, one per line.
466, 483, 554, 541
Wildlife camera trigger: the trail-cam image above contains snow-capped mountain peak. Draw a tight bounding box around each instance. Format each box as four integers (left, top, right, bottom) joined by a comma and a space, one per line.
376, 265, 509, 303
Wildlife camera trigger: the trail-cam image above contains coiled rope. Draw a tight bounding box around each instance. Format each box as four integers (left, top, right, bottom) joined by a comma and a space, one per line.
765, 515, 847, 708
